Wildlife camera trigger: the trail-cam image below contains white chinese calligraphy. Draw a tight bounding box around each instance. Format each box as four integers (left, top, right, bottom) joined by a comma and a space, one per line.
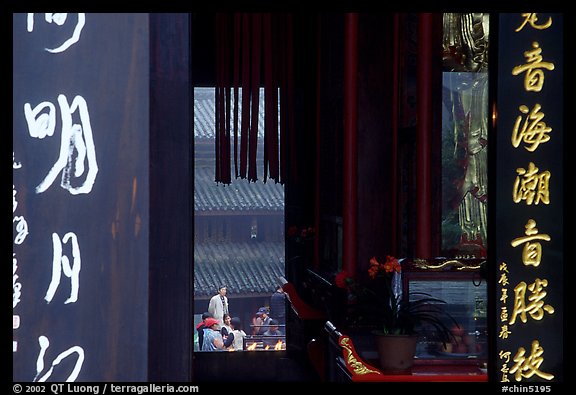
13, 216, 29, 245
24, 101, 56, 138
13, 152, 22, 169
27, 13, 85, 53
25, 94, 98, 195
13, 254, 22, 309
45, 232, 81, 304
13, 181, 25, 309
33, 335, 85, 382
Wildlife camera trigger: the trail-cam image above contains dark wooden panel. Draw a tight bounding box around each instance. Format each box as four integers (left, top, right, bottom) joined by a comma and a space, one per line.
148, 13, 193, 382
357, 13, 395, 270
13, 13, 150, 381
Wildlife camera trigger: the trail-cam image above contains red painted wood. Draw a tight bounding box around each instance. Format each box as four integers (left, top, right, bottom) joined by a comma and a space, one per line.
391, 13, 400, 255
416, 13, 433, 258
339, 335, 487, 382
282, 283, 326, 320
343, 13, 359, 275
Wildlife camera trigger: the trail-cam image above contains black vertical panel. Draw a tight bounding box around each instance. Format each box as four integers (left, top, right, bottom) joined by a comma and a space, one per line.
13, 13, 149, 381
356, 13, 394, 274
493, 13, 563, 383
149, 13, 193, 382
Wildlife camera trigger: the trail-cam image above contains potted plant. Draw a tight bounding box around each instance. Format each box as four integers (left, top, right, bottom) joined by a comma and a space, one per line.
335, 256, 460, 374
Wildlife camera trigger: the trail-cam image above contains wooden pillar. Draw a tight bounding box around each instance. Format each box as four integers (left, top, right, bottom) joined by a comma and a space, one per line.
343, 13, 358, 275
149, 13, 193, 381
390, 13, 400, 256
416, 13, 433, 258
314, 15, 322, 269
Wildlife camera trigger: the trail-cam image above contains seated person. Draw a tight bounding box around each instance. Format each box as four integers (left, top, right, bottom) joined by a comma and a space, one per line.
262, 319, 283, 348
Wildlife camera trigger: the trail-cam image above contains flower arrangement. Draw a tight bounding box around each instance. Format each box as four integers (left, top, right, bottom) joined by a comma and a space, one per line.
335, 256, 459, 345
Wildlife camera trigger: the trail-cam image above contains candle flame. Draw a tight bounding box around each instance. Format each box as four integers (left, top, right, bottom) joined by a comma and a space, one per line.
274, 340, 284, 350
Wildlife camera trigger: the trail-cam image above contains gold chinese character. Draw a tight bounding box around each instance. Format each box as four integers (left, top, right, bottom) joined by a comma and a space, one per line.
501, 288, 509, 304
515, 13, 553, 32
512, 42, 555, 92
499, 350, 512, 363
510, 279, 554, 324
511, 104, 552, 152
500, 262, 509, 273
499, 324, 512, 339
500, 306, 509, 322
499, 272, 509, 286
513, 162, 550, 205
510, 219, 551, 266
509, 340, 555, 381
500, 359, 511, 382
527, 279, 555, 320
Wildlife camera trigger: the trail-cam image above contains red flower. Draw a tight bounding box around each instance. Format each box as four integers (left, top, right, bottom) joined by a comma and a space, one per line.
287, 226, 299, 238
335, 270, 353, 289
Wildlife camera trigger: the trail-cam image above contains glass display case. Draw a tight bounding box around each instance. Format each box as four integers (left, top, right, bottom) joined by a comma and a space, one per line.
440, 13, 489, 258
402, 258, 487, 365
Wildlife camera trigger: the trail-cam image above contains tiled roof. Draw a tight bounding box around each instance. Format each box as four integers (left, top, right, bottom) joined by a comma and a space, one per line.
194, 241, 284, 298
194, 167, 284, 212
194, 88, 285, 299
194, 87, 267, 140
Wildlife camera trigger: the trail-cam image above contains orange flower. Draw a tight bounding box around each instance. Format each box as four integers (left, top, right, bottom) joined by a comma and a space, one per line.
383, 261, 394, 273
368, 256, 380, 279
385, 255, 401, 273
369, 255, 401, 276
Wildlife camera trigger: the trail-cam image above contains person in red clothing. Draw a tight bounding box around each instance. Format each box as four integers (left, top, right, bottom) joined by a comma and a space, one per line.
202, 317, 234, 351
195, 312, 211, 350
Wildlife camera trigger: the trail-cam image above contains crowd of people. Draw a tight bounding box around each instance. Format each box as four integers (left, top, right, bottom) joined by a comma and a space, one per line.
196, 284, 287, 351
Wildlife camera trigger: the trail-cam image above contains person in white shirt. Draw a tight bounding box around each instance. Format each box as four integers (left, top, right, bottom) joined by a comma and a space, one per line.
229, 317, 247, 351
208, 285, 229, 326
